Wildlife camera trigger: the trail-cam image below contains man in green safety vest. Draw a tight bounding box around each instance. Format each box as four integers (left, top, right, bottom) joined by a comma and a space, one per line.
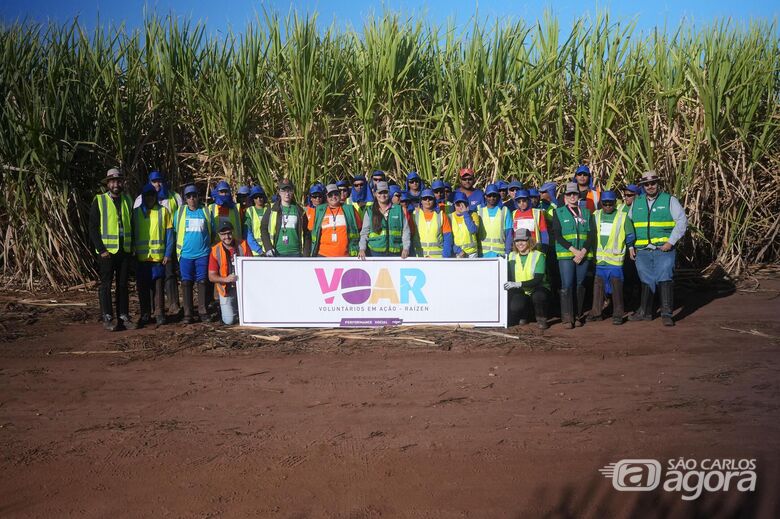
628, 171, 688, 326
89, 168, 135, 331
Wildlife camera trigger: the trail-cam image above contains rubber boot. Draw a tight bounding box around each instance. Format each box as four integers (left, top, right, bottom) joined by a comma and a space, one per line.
154, 278, 166, 325
197, 281, 210, 322
575, 284, 586, 327
166, 278, 181, 316
659, 281, 675, 327
587, 276, 604, 321
533, 295, 549, 330
559, 289, 574, 329
629, 284, 653, 321
611, 277, 625, 325
181, 281, 194, 324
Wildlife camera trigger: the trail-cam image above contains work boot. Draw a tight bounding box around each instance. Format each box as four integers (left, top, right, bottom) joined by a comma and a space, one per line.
181, 281, 194, 325
629, 284, 654, 321
559, 289, 574, 329
575, 284, 586, 327
197, 281, 210, 322
102, 314, 117, 331
587, 276, 604, 322
610, 277, 625, 325
536, 318, 549, 330
119, 314, 137, 330
659, 281, 675, 327
138, 314, 151, 328
166, 278, 181, 316
154, 278, 166, 325
533, 293, 549, 330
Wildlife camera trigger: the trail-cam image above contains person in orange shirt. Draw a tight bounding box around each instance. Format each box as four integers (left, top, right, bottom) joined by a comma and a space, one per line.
414, 189, 454, 257
306, 184, 325, 230
310, 184, 363, 257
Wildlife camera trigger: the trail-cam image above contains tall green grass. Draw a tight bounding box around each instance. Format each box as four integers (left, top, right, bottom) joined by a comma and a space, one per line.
0, 12, 778, 287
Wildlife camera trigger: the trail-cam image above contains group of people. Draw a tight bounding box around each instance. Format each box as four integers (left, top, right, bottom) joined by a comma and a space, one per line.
90, 165, 687, 330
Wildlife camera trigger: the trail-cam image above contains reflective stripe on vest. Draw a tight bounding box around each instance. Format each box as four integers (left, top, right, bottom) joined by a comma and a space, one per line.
96, 193, 132, 254
210, 204, 241, 244
212, 241, 248, 297
134, 205, 166, 262
479, 206, 506, 254
367, 205, 404, 253
451, 213, 478, 255
633, 192, 675, 247
416, 210, 443, 257
246, 206, 266, 242
509, 250, 549, 296
595, 209, 627, 266
512, 208, 542, 243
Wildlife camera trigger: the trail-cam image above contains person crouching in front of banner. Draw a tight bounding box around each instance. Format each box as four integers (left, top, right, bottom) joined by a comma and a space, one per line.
208, 221, 252, 325
587, 190, 635, 325
358, 181, 410, 259
174, 184, 212, 324
451, 191, 480, 258
134, 183, 174, 326
260, 179, 311, 257
311, 183, 362, 257
504, 228, 550, 330
414, 189, 453, 258
478, 183, 508, 258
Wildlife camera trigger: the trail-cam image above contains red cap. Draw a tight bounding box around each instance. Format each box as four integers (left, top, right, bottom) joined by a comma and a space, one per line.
459, 168, 475, 178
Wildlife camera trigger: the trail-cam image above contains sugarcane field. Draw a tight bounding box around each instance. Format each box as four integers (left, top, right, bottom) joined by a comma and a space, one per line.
1, 6, 779, 518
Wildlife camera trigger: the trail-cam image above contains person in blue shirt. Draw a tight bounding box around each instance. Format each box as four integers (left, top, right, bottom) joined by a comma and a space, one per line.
173, 184, 212, 324
529, 188, 541, 208
496, 180, 509, 207
504, 180, 523, 212
405, 171, 424, 209
456, 168, 485, 211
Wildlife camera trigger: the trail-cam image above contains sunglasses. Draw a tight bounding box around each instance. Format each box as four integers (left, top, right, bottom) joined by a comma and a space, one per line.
508, 187, 518, 192
624, 193, 636, 197
185, 193, 198, 199
376, 191, 389, 195
486, 193, 499, 197
218, 190, 229, 194
353, 182, 365, 188
575, 172, 589, 177
327, 192, 340, 198
565, 192, 579, 196
311, 193, 323, 198
602, 201, 615, 206
409, 178, 420, 183
219, 231, 233, 236
644, 181, 658, 187
339, 187, 349, 192
461, 176, 474, 181
280, 187, 293, 192
422, 197, 435, 201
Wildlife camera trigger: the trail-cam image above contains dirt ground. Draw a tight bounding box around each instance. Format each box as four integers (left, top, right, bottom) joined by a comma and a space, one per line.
1, 272, 779, 518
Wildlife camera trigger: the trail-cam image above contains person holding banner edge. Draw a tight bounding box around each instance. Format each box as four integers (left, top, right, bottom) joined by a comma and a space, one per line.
504, 228, 550, 329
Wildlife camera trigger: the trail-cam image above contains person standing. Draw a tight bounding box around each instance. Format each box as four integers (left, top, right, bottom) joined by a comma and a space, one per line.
346, 174, 372, 218
174, 184, 212, 324
235, 185, 251, 222
628, 171, 687, 326
504, 228, 550, 329
260, 179, 311, 257
208, 221, 252, 325
310, 184, 363, 257
209, 181, 242, 243
552, 182, 596, 328
620, 184, 641, 213
133, 183, 174, 326
405, 171, 424, 209
89, 168, 135, 331
432, 179, 453, 214
450, 192, 480, 258
456, 168, 485, 212
244, 186, 268, 256
505, 189, 548, 254
587, 191, 635, 325
572, 165, 600, 212
478, 184, 508, 258
358, 181, 410, 258
414, 189, 453, 258
336, 179, 351, 203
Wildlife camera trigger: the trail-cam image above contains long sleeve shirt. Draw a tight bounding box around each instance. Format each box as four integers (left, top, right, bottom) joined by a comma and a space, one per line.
628, 193, 688, 246
358, 205, 411, 252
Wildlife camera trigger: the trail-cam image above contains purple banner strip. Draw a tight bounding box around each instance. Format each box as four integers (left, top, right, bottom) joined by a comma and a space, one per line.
340, 318, 403, 327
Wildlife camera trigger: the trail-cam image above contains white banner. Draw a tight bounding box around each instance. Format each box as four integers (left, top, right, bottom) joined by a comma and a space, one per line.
235, 257, 507, 328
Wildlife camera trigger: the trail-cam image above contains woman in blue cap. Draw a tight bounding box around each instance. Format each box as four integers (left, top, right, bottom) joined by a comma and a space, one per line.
572, 164, 600, 212
504, 228, 550, 329
336, 179, 350, 203
173, 184, 212, 323
478, 183, 509, 257
244, 186, 268, 255
415, 189, 453, 258
209, 180, 242, 244
505, 180, 524, 212
405, 171, 424, 208
451, 191, 480, 258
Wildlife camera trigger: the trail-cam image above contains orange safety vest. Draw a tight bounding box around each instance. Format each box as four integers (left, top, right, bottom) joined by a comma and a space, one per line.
211, 240, 251, 297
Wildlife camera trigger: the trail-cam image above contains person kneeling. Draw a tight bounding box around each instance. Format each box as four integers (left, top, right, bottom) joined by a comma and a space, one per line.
208, 221, 252, 325
503, 229, 550, 329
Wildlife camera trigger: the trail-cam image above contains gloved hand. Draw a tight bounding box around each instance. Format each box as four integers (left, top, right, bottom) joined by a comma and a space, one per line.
503, 281, 522, 290
265, 249, 276, 257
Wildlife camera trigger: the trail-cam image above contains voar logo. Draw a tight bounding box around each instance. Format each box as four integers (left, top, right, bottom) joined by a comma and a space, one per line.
315, 267, 427, 305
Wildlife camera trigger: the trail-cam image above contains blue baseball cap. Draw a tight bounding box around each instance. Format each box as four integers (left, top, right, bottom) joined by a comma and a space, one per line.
148, 171, 164, 182
400, 190, 410, 202
249, 186, 266, 199
431, 179, 446, 190
407, 171, 420, 181
371, 170, 386, 179
601, 190, 617, 202
237, 185, 250, 196
485, 183, 499, 196
575, 165, 591, 176
420, 188, 435, 199
215, 180, 231, 192
626, 184, 640, 194
508, 180, 523, 190
496, 180, 508, 190
389, 185, 401, 197
183, 184, 198, 196
309, 184, 325, 195
452, 191, 469, 205
443, 182, 452, 190
336, 179, 348, 188
514, 189, 530, 200
528, 188, 540, 197
353, 174, 367, 183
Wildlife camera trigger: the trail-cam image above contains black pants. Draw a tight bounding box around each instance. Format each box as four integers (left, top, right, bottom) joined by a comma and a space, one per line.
509, 287, 550, 325
98, 251, 131, 318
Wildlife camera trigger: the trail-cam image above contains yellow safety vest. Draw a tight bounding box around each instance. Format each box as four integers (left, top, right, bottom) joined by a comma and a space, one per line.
451, 213, 479, 256
95, 192, 132, 254
594, 209, 627, 266
415, 210, 444, 257
509, 250, 548, 296
478, 205, 507, 255
209, 204, 242, 243
245, 206, 266, 240
134, 205, 170, 262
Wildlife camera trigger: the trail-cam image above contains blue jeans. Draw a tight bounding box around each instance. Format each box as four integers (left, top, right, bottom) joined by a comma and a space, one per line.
219, 294, 238, 325
558, 259, 590, 291
635, 248, 675, 291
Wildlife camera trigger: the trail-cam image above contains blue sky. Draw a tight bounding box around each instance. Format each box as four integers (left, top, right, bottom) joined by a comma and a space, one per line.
1, 0, 778, 36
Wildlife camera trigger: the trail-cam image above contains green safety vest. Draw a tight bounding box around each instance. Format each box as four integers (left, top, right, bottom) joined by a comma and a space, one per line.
95, 192, 132, 254
311, 204, 360, 256
367, 204, 404, 253
554, 205, 592, 260
633, 192, 675, 248
209, 204, 242, 244
175, 205, 211, 259
479, 205, 507, 255
415, 210, 444, 257
508, 250, 549, 296
134, 205, 169, 262
594, 209, 627, 266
